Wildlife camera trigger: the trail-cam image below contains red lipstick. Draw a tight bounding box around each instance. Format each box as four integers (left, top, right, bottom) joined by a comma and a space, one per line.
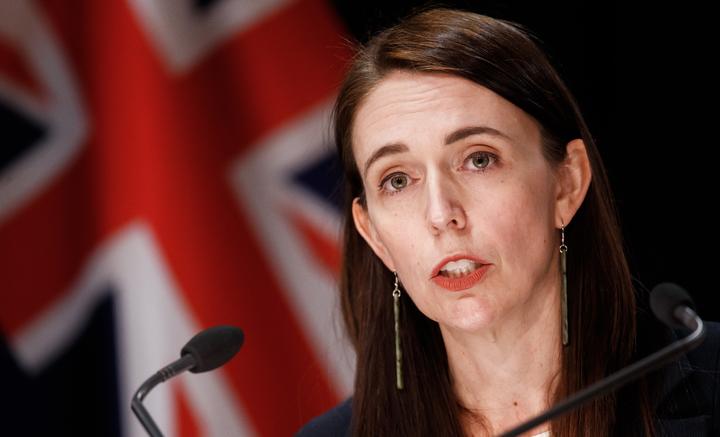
430, 255, 491, 291
431, 264, 491, 291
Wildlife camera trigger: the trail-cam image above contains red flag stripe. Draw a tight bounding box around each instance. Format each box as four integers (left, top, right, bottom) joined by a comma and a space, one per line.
0, 37, 44, 98
1, 0, 351, 435
176, 383, 202, 437
289, 210, 341, 276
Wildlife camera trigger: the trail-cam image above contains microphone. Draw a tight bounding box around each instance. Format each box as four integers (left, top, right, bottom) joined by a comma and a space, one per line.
497, 283, 705, 437
131, 325, 244, 437
650, 282, 701, 330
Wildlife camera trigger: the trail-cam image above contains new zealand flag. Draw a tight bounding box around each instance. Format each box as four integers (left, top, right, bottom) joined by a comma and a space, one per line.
0, 0, 352, 435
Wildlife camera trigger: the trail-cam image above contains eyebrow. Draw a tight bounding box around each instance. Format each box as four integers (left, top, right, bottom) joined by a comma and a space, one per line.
444, 125, 511, 145
362, 143, 408, 178
362, 125, 511, 178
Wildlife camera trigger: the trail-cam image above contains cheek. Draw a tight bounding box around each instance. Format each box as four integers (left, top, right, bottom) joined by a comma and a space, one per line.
371, 208, 422, 264
371, 210, 431, 299
475, 179, 555, 271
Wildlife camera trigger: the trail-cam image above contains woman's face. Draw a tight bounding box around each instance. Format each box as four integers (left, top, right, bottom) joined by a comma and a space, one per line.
351, 71, 578, 334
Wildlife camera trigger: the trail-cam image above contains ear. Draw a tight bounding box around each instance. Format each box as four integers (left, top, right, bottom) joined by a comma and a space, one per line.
351, 198, 396, 271
555, 138, 592, 227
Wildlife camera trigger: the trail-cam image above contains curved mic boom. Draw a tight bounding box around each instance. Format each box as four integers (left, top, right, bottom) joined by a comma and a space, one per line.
131, 325, 244, 437
497, 283, 705, 437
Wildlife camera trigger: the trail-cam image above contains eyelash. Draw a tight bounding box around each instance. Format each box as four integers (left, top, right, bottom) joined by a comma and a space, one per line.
377, 151, 498, 196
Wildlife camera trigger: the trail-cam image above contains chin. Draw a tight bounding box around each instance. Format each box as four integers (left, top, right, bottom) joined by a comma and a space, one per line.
442, 298, 497, 332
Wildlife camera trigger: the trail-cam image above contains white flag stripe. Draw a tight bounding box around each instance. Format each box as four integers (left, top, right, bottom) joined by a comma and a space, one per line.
0, 0, 87, 224
128, 0, 288, 73
230, 100, 355, 397
10, 221, 257, 437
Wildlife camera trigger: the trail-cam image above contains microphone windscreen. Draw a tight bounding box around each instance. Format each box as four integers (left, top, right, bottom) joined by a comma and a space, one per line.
650, 282, 696, 329
181, 325, 244, 373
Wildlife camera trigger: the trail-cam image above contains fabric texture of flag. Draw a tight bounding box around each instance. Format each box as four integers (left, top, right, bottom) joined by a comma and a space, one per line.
0, 0, 353, 435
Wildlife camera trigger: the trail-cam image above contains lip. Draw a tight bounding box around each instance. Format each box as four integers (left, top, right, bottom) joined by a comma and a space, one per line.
431, 264, 491, 291
430, 254, 490, 278
430, 254, 491, 292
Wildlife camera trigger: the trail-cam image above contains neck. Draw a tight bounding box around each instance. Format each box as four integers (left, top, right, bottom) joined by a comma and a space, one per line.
440, 280, 563, 435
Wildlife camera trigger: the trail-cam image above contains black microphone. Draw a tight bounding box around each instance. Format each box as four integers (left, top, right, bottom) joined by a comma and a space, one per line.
131, 325, 244, 437
497, 283, 705, 437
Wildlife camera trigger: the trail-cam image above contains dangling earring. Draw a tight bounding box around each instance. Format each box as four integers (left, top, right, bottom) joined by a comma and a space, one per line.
560, 222, 569, 347
392, 271, 404, 390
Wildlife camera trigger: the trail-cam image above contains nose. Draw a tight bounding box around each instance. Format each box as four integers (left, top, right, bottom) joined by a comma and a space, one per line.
426, 174, 467, 234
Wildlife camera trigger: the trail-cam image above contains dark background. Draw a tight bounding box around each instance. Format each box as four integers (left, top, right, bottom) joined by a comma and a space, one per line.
329, 0, 718, 320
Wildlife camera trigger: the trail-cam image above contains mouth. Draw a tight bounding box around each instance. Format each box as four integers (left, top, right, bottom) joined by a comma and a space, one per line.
431, 255, 491, 291
437, 260, 482, 278
431, 255, 489, 278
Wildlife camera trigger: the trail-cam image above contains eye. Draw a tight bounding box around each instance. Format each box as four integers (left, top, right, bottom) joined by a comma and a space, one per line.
463, 151, 497, 171
379, 172, 410, 194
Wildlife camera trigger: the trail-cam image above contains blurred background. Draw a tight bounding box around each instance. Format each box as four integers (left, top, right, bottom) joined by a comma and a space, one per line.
0, 0, 715, 436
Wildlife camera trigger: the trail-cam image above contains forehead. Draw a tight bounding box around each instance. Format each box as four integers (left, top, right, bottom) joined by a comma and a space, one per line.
352, 71, 540, 161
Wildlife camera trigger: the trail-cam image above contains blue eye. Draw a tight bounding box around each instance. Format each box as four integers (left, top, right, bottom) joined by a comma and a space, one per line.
464, 151, 496, 171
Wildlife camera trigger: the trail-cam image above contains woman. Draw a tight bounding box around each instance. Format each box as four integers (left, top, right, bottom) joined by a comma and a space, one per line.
298, 8, 719, 437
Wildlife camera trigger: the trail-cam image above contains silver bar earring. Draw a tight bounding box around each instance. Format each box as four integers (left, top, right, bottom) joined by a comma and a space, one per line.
393, 271, 404, 389
560, 223, 569, 347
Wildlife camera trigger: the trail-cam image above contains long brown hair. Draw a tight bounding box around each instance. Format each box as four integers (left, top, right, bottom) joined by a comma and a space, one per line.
334, 8, 657, 436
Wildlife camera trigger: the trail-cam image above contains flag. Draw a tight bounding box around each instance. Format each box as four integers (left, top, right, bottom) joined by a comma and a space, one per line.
0, 0, 353, 435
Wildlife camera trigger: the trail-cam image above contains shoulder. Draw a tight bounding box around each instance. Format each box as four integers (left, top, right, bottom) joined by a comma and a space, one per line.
295, 398, 352, 437
680, 320, 720, 406
688, 320, 720, 368
654, 320, 720, 435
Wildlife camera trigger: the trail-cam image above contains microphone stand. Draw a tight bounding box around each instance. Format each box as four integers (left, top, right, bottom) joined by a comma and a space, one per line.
130, 325, 244, 437
131, 355, 196, 437
498, 307, 705, 437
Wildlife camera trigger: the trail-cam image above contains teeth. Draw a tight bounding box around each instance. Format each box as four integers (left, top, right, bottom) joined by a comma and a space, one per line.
445, 267, 472, 278
439, 259, 478, 277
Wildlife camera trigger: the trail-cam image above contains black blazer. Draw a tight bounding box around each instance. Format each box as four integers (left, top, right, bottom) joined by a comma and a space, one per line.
297, 321, 720, 436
